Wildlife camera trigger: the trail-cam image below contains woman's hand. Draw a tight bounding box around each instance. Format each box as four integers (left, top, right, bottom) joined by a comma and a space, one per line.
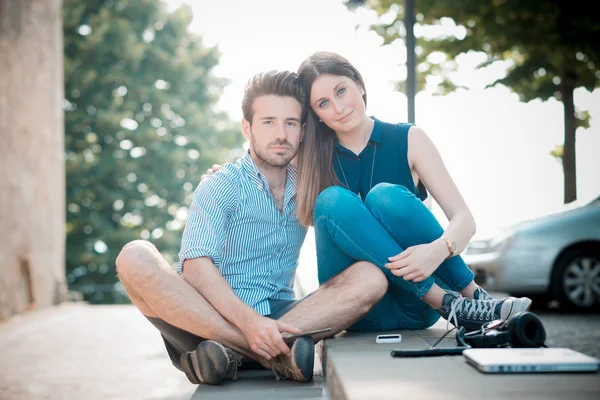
200, 164, 223, 181
384, 240, 449, 282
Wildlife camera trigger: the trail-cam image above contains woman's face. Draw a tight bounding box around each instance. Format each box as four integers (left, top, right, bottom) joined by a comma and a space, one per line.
309, 74, 366, 133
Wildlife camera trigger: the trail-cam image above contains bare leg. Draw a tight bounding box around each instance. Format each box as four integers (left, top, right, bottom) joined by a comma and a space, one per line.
115, 240, 263, 362
418, 281, 479, 309
421, 284, 448, 309
278, 261, 388, 341
460, 280, 479, 299
398, 280, 479, 310
117, 241, 388, 359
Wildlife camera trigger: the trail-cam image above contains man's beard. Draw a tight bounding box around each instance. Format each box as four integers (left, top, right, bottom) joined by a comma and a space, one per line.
251, 136, 298, 169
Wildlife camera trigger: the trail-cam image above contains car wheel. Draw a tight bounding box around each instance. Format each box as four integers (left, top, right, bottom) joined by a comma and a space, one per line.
551, 248, 600, 312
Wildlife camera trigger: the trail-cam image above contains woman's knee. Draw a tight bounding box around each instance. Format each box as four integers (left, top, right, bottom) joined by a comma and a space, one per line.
365, 183, 413, 209
365, 183, 415, 219
314, 185, 359, 220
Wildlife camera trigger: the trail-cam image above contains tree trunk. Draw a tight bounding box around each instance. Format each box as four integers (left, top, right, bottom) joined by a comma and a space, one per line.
561, 77, 577, 204
0, 0, 66, 320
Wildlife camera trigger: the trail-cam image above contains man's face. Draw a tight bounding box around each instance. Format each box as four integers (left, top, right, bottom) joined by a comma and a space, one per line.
242, 95, 303, 168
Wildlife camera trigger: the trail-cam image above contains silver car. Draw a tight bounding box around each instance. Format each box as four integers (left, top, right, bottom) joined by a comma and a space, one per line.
462, 196, 600, 311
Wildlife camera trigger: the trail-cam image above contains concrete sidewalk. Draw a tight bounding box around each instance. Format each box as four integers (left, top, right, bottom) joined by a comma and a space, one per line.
190, 370, 325, 399
0, 303, 196, 400
0, 303, 327, 400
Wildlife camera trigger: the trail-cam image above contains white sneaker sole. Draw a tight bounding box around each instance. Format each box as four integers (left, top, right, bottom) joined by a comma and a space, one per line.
510, 297, 533, 315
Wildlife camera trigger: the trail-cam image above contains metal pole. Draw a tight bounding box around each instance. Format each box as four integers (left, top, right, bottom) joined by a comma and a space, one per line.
405, 0, 416, 123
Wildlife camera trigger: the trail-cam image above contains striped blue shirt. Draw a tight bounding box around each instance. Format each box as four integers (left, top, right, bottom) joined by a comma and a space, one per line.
178, 152, 308, 316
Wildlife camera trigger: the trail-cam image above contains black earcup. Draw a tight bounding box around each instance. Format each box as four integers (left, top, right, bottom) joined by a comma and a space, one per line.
507, 312, 546, 348
461, 327, 511, 348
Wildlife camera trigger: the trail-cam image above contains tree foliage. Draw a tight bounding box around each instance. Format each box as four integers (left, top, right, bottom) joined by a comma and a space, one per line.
63, 0, 242, 303
347, 0, 600, 203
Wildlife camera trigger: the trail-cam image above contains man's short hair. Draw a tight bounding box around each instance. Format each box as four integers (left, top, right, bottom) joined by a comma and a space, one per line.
242, 70, 306, 124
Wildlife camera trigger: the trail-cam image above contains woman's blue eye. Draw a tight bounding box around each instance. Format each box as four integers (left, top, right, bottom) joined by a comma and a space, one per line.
287, 121, 297, 127
318, 100, 329, 108
337, 88, 345, 95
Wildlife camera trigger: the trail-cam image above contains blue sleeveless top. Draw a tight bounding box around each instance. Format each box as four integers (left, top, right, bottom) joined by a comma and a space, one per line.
332, 117, 428, 201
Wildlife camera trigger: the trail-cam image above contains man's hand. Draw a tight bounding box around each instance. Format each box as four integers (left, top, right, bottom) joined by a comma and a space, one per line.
242, 316, 301, 360
384, 240, 448, 282
200, 164, 224, 181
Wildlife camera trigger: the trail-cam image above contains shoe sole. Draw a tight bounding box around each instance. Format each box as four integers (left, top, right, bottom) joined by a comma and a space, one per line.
294, 337, 315, 382
510, 297, 533, 315
194, 341, 229, 385
180, 351, 201, 384
179, 341, 229, 385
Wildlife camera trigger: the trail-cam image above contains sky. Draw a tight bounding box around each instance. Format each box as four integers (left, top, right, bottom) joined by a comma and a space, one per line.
166, 0, 599, 242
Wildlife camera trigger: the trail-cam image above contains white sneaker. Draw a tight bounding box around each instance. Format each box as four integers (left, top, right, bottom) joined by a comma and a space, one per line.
473, 286, 532, 314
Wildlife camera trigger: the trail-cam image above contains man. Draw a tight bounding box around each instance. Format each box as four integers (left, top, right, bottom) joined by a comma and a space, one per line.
116, 70, 388, 385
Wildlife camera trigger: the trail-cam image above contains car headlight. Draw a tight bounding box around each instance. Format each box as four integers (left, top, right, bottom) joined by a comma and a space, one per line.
464, 240, 491, 255
488, 227, 516, 252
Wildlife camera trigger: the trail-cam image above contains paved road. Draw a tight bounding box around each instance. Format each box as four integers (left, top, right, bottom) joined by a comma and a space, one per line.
481, 291, 600, 359
0, 303, 196, 400
531, 305, 600, 359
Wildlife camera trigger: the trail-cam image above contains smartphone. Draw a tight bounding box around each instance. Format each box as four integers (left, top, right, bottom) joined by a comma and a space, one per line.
282, 328, 332, 341
376, 334, 403, 344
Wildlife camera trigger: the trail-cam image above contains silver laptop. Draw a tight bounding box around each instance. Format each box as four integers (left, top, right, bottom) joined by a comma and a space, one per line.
463, 348, 600, 373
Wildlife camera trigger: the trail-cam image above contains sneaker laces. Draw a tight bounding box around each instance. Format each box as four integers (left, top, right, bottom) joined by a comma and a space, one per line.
446, 296, 499, 329
271, 355, 296, 381
474, 287, 494, 301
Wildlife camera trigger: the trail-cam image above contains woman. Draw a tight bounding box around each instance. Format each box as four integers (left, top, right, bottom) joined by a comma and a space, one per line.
295, 51, 531, 332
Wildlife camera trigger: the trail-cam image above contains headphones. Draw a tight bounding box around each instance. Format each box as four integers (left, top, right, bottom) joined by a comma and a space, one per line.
390, 312, 547, 358
456, 312, 547, 348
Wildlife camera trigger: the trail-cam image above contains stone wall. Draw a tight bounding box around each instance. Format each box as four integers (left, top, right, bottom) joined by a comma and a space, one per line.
0, 0, 66, 320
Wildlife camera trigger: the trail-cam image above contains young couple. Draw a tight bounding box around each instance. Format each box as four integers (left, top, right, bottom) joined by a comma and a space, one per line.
116, 51, 532, 386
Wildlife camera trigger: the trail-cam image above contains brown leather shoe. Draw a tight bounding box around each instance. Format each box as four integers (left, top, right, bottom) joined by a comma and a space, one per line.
268, 336, 315, 382
180, 340, 242, 385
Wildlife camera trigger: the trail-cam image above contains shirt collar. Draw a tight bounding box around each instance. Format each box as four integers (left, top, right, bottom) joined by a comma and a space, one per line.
370, 117, 383, 143
240, 151, 263, 187
240, 151, 298, 195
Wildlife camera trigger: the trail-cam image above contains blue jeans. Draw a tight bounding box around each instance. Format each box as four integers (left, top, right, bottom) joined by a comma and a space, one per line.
314, 183, 475, 331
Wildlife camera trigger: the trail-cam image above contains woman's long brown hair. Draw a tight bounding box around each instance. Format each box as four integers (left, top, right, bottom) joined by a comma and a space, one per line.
296, 52, 368, 226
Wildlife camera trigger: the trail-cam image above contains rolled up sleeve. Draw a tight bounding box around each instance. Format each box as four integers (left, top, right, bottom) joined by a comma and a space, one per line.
178, 173, 237, 274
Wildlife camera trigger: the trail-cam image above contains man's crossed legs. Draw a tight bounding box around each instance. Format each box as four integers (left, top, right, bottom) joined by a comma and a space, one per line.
115, 240, 388, 385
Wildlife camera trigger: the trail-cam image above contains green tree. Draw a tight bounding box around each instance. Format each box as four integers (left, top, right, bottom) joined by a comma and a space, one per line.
63, 0, 242, 303
347, 0, 599, 203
